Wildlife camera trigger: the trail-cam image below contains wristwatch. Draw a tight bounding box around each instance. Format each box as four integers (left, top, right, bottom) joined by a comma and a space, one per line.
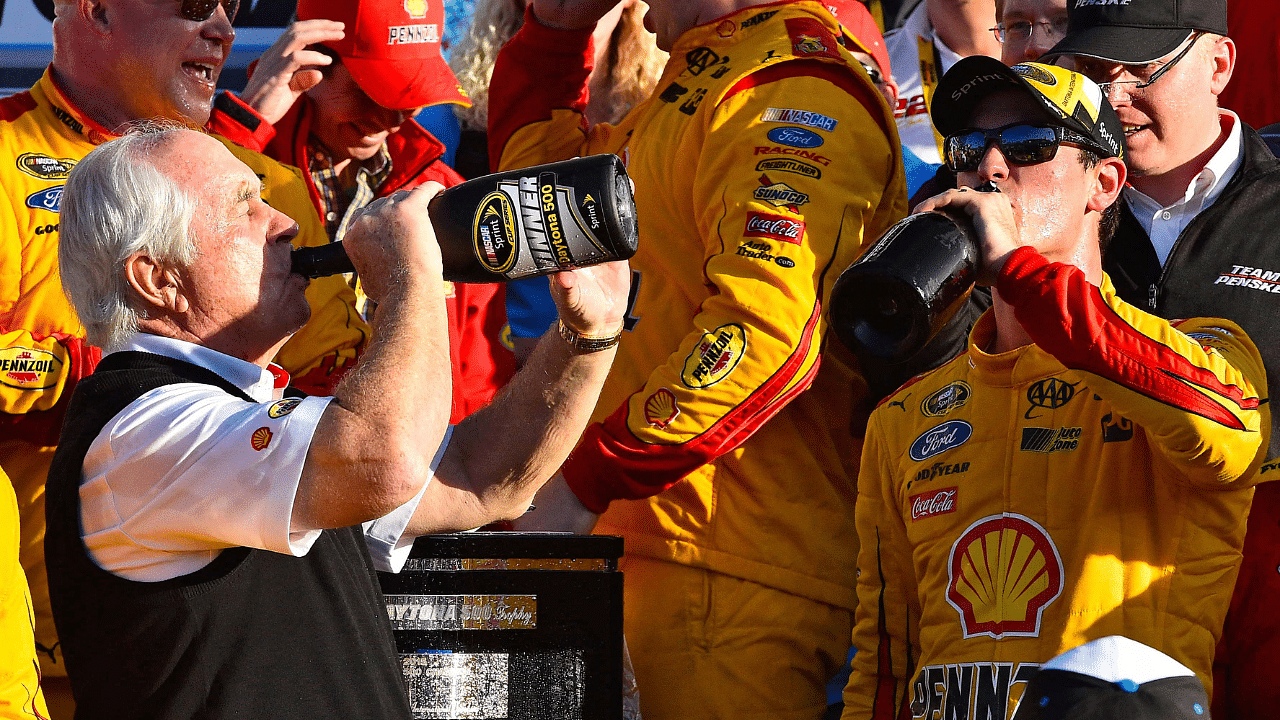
558, 320, 623, 353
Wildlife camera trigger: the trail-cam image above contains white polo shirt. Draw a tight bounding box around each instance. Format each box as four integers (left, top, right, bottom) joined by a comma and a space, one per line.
80, 333, 449, 582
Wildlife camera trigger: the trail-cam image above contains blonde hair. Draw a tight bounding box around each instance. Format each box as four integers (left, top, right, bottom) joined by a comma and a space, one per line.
449, 0, 667, 130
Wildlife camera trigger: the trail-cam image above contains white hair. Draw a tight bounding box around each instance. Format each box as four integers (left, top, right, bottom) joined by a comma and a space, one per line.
59, 123, 198, 352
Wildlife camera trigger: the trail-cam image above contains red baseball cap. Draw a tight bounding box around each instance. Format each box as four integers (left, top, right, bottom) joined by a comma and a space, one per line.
822, 0, 892, 79
296, 0, 471, 111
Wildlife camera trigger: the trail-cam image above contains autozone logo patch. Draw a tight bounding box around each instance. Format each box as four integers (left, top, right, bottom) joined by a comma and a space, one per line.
946, 514, 1063, 639
681, 324, 747, 388
910, 487, 957, 521
1020, 426, 1081, 453
1214, 265, 1280, 294
1023, 378, 1077, 419
910, 662, 1038, 720
0, 346, 63, 390
909, 420, 972, 461
743, 211, 804, 245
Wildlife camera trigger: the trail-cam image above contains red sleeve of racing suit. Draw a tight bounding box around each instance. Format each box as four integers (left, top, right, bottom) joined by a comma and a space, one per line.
207, 91, 277, 154
998, 246, 1268, 486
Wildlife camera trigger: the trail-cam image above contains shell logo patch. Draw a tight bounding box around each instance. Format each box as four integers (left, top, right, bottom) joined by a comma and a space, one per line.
268, 398, 302, 419
946, 514, 1063, 639
403, 0, 427, 19
643, 388, 680, 428
251, 427, 274, 451
716, 20, 736, 38
0, 346, 63, 390
681, 324, 747, 389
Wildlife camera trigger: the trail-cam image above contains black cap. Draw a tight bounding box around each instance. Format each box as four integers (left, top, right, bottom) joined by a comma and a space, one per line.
931, 57, 1124, 160
1044, 0, 1228, 65
1012, 636, 1210, 720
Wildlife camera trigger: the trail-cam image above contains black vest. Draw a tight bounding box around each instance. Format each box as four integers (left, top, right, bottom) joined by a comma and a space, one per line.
45, 351, 411, 719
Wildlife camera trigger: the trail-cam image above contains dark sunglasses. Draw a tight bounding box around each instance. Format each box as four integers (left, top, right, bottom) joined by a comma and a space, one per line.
944, 123, 1105, 173
179, 0, 239, 22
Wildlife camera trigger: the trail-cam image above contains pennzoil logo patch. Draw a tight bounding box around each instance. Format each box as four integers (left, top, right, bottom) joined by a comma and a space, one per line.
681, 324, 747, 388
17, 153, 76, 180
251, 427, 274, 451
268, 398, 302, 418
0, 346, 63, 390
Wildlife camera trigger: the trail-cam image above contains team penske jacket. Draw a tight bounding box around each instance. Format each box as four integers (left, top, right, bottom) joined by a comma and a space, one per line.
0, 69, 368, 675
209, 92, 516, 422
490, 0, 907, 607
844, 247, 1269, 720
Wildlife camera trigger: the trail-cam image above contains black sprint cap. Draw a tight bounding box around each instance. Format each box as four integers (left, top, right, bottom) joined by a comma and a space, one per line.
1043, 0, 1228, 65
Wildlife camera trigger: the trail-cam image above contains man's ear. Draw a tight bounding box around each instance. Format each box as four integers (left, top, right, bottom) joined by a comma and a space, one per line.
1207, 35, 1236, 98
1087, 156, 1126, 215
124, 252, 189, 316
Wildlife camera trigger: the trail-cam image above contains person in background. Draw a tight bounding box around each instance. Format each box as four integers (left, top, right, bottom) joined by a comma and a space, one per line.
0, 1, 368, 714
844, 58, 1269, 719
449, 0, 668, 362
0, 465, 45, 720
488, 0, 908, 714
884, 0, 1001, 167
209, 0, 516, 422
47, 124, 629, 717
1044, 1, 1280, 714
995, 0, 1067, 65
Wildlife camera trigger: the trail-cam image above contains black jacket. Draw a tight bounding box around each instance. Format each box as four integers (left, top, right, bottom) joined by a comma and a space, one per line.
1104, 122, 1280, 460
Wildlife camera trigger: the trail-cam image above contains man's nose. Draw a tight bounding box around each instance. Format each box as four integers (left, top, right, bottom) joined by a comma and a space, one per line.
202, 5, 236, 45
977, 144, 1009, 183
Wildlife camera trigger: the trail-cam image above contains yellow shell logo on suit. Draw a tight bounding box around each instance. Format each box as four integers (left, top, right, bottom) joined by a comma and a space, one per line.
403, 0, 427, 19
946, 514, 1063, 638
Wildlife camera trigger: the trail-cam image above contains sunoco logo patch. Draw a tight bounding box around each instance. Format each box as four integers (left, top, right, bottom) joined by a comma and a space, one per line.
17, 153, 76, 180
0, 346, 63, 390
909, 420, 972, 461
473, 191, 518, 273
681, 324, 747, 388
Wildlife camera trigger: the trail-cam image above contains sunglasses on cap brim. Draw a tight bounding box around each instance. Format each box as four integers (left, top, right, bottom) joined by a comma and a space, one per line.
179, 0, 239, 22
944, 123, 1108, 173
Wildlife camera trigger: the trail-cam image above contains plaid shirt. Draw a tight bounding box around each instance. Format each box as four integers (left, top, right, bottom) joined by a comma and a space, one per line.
309, 144, 393, 318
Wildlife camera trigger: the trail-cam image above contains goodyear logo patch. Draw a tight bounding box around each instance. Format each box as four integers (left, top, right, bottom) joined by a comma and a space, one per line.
909, 420, 972, 461
0, 346, 63, 390
268, 398, 301, 418
682, 324, 747, 388
26, 186, 63, 213
946, 514, 1063, 639
473, 191, 518, 273
755, 158, 821, 179
759, 108, 837, 131
643, 387, 680, 428
17, 153, 76, 180
921, 381, 971, 417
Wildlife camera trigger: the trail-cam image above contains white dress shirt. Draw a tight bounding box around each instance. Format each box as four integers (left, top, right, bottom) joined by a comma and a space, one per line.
80, 333, 449, 581
1124, 110, 1245, 267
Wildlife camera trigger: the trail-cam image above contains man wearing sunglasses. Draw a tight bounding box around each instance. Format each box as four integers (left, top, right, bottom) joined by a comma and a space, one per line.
0, 1, 372, 715
842, 58, 1269, 720
1044, 1, 1280, 715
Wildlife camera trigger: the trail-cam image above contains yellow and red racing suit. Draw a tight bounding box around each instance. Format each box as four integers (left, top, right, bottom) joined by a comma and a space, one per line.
492, 0, 906, 617
844, 247, 1270, 720
0, 70, 369, 684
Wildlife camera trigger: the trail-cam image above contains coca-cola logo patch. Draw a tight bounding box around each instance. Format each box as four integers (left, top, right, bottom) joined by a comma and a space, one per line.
910, 487, 958, 521
743, 211, 805, 245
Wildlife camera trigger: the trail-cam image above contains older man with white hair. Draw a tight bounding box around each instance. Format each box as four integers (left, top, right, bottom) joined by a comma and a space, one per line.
43, 124, 629, 718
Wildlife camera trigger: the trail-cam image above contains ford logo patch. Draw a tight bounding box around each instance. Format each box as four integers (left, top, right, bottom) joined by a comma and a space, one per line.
909, 420, 973, 462
26, 186, 64, 213
767, 126, 824, 148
